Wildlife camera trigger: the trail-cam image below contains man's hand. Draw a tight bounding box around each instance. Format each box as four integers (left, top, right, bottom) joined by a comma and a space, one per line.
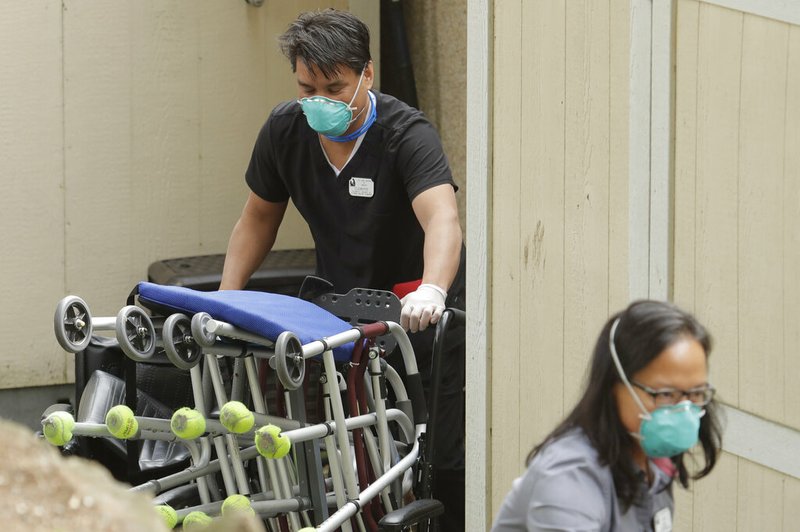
400, 283, 447, 333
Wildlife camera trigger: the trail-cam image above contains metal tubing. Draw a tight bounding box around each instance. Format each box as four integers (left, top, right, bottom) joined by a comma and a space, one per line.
317, 427, 423, 532
184, 440, 211, 505
322, 350, 360, 500
321, 375, 351, 532
368, 352, 391, 475
91, 317, 116, 330
206, 319, 275, 347
191, 364, 220, 499
244, 356, 296, 530
212, 435, 237, 495
386, 322, 419, 375
205, 353, 250, 495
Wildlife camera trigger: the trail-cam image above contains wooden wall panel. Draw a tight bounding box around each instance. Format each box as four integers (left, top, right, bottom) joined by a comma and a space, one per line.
489, 0, 628, 519
490, 0, 523, 509
736, 14, 789, 422
516, 0, 566, 466
674, 3, 800, 530
688, 452, 739, 531
674, 0, 700, 312
737, 460, 785, 530
562, 0, 611, 407
692, 4, 743, 406
784, 26, 800, 432
0, 3, 67, 387
784, 476, 800, 529
671, 0, 699, 509
608, 0, 630, 312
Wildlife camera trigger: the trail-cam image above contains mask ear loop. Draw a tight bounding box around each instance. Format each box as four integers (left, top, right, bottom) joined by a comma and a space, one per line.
346, 67, 368, 112
609, 318, 652, 420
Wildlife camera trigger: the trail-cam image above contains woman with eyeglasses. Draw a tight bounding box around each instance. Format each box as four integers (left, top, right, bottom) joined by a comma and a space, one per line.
492, 300, 723, 531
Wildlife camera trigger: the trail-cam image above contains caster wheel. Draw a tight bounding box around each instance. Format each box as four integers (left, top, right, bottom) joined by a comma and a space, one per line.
191, 312, 217, 347
115, 306, 156, 362
163, 313, 202, 370
54, 296, 93, 353
274, 331, 305, 391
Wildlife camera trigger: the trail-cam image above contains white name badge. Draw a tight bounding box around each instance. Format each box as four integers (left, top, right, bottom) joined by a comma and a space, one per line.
349, 177, 374, 198
653, 507, 672, 532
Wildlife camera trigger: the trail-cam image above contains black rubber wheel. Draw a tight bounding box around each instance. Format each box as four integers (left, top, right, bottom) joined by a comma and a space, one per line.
115, 306, 156, 362
190, 312, 216, 347
54, 296, 93, 353
274, 331, 305, 390
163, 313, 202, 370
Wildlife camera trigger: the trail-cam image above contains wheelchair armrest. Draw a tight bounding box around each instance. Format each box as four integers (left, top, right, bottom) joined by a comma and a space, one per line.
378, 499, 444, 530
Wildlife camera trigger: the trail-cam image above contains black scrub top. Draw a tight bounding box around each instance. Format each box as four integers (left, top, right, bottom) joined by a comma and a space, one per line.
245, 90, 459, 294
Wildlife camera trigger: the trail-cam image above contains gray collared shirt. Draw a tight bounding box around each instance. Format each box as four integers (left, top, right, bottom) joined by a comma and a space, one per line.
492, 428, 674, 532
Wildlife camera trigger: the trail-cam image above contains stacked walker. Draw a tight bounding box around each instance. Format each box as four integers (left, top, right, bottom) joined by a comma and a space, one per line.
43, 279, 460, 531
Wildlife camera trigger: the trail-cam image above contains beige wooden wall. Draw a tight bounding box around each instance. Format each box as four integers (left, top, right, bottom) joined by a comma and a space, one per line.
672, 1, 800, 529
486, 0, 800, 529
489, 0, 631, 514
0, 1, 380, 391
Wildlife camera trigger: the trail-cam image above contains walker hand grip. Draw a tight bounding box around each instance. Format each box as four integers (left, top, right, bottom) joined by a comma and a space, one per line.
358, 321, 389, 339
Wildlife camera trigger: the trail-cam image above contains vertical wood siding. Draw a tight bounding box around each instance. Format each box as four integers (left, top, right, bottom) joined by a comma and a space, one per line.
491, 0, 798, 528
673, 1, 800, 529
490, 0, 630, 518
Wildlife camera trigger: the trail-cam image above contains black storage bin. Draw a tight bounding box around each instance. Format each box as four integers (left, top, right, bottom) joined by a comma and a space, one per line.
147, 249, 316, 293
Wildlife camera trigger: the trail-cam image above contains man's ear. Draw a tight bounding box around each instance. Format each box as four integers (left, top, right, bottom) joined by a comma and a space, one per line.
364, 60, 375, 90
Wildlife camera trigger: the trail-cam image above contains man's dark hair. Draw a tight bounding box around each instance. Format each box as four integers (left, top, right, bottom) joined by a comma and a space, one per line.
279, 9, 371, 78
527, 300, 723, 511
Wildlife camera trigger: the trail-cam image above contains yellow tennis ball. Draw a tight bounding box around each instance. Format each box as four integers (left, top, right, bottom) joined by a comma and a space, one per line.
153, 504, 178, 529
220, 401, 255, 434
182, 510, 213, 529
42, 411, 75, 446
220, 494, 255, 517
170, 407, 206, 440
105, 405, 138, 439
254, 424, 291, 459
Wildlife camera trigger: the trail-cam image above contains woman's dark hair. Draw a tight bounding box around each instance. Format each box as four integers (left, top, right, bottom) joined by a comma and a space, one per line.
527, 300, 723, 510
279, 9, 371, 79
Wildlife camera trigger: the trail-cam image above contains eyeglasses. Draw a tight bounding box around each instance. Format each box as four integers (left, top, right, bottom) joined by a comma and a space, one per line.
632, 381, 716, 407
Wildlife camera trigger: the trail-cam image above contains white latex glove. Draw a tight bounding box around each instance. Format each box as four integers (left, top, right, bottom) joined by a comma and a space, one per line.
400, 283, 447, 333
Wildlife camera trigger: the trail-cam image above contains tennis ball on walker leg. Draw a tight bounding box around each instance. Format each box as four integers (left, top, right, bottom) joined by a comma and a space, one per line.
105, 405, 139, 439
221, 494, 256, 517
255, 424, 291, 459
153, 504, 178, 529
42, 411, 75, 446
182, 510, 213, 529
170, 407, 206, 439
219, 401, 255, 434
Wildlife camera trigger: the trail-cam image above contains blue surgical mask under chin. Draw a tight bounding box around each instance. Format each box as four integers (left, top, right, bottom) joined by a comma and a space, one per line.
298, 69, 371, 138
609, 319, 705, 458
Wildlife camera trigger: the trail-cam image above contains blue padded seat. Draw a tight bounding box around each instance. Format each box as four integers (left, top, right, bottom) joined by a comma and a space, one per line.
137, 282, 354, 362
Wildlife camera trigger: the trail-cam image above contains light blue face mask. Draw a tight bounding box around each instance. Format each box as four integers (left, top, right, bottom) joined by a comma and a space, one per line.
298, 69, 367, 137
609, 318, 705, 458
